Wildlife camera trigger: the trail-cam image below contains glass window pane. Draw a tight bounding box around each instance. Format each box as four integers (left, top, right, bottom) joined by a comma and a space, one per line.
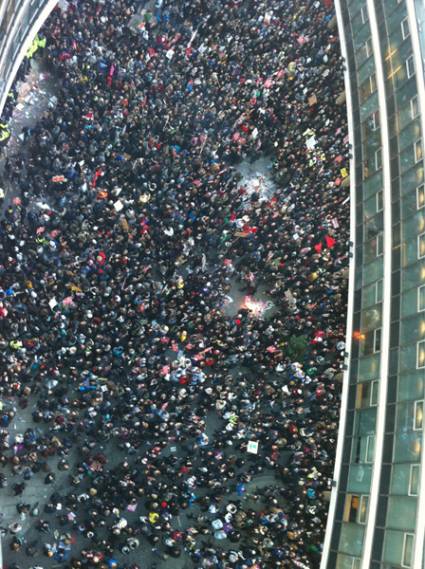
348, 464, 372, 494
359, 495, 369, 524
402, 533, 414, 567
391, 464, 411, 495
417, 340, 425, 368
376, 280, 383, 302
387, 497, 417, 532
415, 140, 423, 163
413, 400, 423, 430
419, 285, 425, 311
401, 17, 410, 40
358, 354, 381, 379
343, 494, 360, 522
419, 234, 425, 259
397, 372, 425, 401
402, 287, 422, 318
336, 554, 358, 569
377, 233, 384, 256
417, 185, 425, 209
373, 328, 382, 352
339, 523, 365, 557
402, 261, 425, 292
400, 316, 424, 346
366, 435, 375, 462
409, 464, 420, 496
410, 96, 419, 119
406, 55, 415, 78
384, 530, 407, 565
376, 190, 384, 212
371, 380, 379, 405
375, 148, 382, 170
393, 430, 422, 461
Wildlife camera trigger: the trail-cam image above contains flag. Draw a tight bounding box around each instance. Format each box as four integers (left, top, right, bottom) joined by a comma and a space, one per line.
325, 235, 336, 249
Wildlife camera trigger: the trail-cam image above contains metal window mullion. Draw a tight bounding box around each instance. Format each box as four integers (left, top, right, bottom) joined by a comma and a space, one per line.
406, 2, 425, 565
360, 1, 393, 568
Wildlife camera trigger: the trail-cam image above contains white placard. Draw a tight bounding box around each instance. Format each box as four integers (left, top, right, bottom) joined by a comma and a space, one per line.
114, 200, 124, 212
247, 440, 259, 454
306, 135, 317, 150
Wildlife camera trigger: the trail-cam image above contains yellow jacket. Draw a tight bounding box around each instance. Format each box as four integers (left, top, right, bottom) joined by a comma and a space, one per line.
0, 127, 10, 143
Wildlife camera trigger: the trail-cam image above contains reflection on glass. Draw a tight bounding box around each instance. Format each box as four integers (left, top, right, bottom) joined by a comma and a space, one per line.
402, 533, 414, 567
410, 95, 419, 120
413, 400, 423, 430
406, 55, 415, 79
415, 140, 423, 163
408, 464, 419, 496
419, 234, 425, 259
366, 435, 375, 462
418, 185, 425, 209
358, 495, 369, 524
343, 494, 360, 522
419, 285, 425, 311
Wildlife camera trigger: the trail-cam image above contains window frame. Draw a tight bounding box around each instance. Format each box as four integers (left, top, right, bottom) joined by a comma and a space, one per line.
411, 95, 419, 120
376, 232, 384, 257
413, 400, 424, 431
365, 435, 375, 463
375, 147, 382, 170
360, 5, 368, 25
373, 328, 382, 353
343, 493, 359, 522
358, 495, 369, 524
414, 139, 423, 164
375, 279, 383, 303
417, 339, 425, 369
401, 532, 414, 568
401, 17, 410, 40
418, 232, 425, 259
376, 190, 384, 213
418, 284, 425, 312
370, 74, 377, 93
370, 110, 379, 131
370, 379, 379, 406
342, 494, 369, 524
360, 74, 377, 104
364, 38, 372, 60
417, 184, 425, 210
406, 55, 415, 79
356, 381, 378, 409
408, 464, 420, 496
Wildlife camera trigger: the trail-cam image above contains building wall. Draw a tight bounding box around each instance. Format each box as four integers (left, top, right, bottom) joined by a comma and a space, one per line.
0, 0, 58, 118
323, 1, 425, 569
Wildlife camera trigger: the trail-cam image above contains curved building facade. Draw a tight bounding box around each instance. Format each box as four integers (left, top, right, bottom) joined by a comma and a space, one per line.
0, 0, 58, 118
322, 1, 425, 569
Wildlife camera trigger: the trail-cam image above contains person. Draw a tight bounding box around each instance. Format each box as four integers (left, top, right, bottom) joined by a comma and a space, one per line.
0, 121, 11, 148
0, 0, 349, 567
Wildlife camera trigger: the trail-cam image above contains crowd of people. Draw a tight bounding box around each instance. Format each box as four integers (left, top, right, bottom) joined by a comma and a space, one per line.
0, 0, 349, 567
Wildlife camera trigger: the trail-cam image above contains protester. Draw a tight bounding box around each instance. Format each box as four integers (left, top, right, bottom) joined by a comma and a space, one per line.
0, 0, 348, 567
